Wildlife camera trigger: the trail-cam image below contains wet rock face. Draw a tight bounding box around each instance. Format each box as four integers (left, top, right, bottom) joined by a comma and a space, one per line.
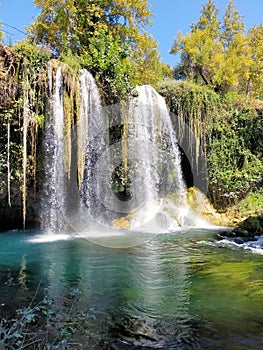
220, 214, 263, 239
0, 204, 40, 232
113, 216, 130, 229
234, 215, 263, 236
0, 188, 40, 232
112, 187, 228, 231
0, 206, 22, 231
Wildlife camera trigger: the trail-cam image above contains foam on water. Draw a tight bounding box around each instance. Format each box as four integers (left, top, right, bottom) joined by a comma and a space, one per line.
27, 226, 126, 244
27, 233, 72, 243
198, 236, 263, 255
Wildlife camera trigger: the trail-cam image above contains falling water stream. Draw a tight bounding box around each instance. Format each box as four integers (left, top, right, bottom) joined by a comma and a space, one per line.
41, 66, 65, 232
125, 85, 187, 230
41, 67, 194, 237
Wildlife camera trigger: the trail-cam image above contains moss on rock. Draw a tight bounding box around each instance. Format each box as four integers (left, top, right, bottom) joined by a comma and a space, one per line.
233, 215, 263, 237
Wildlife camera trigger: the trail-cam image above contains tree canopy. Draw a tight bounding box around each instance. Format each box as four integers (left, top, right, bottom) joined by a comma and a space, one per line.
28, 0, 168, 93
29, 0, 152, 55
0, 22, 3, 41
170, 0, 263, 98
247, 24, 263, 99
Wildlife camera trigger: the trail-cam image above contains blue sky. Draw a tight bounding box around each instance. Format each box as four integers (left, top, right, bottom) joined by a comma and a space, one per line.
1, 0, 263, 66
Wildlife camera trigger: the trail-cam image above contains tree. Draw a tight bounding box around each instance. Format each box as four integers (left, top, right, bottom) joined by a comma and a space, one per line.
133, 31, 173, 87
29, 0, 152, 56
80, 29, 136, 101
28, 0, 166, 94
221, 0, 245, 45
0, 22, 4, 41
171, 0, 222, 87
247, 24, 263, 98
218, 0, 251, 93
170, 0, 251, 94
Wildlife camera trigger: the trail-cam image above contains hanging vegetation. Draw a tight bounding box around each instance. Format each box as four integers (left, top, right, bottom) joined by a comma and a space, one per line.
158, 80, 263, 210
0, 43, 51, 229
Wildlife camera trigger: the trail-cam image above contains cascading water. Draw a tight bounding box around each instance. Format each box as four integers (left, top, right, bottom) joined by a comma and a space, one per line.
41, 66, 208, 237
78, 69, 105, 215
119, 85, 187, 231
41, 65, 66, 233
41, 66, 105, 233
129, 85, 186, 201
72, 69, 111, 233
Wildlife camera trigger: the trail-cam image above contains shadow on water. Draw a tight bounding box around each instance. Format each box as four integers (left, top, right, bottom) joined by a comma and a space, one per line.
0, 229, 263, 349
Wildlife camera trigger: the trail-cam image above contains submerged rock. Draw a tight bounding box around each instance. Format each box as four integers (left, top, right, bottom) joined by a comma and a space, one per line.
233, 215, 263, 237
233, 237, 245, 245
219, 214, 263, 240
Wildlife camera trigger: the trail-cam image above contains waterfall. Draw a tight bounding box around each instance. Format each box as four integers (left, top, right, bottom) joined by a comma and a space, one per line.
129, 85, 186, 200
76, 70, 106, 229
41, 65, 66, 232
123, 85, 187, 230
78, 69, 104, 187
41, 67, 105, 233
41, 67, 191, 235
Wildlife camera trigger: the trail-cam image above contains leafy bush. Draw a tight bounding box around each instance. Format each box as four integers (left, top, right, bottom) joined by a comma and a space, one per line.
158, 80, 263, 210
80, 29, 136, 102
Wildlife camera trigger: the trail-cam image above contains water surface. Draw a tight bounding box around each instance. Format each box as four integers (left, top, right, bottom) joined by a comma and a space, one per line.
0, 229, 262, 349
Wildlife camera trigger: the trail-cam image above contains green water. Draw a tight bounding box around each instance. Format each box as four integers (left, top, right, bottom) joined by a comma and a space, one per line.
0, 229, 263, 349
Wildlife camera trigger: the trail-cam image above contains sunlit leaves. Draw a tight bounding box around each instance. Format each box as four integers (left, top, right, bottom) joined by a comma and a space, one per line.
133, 30, 172, 87
170, 0, 263, 97
28, 0, 166, 96
222, 0, 245, 45
247, 24, 263, 98
81, 29, 136, 100
29, 0, 152, 57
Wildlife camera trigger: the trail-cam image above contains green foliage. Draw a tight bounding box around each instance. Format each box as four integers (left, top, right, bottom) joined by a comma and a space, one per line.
0, 109, 23, 202
0, 42, 50, 212
158, 80, 263, 210
235, 214, 263, 236
29, 0, 152, 57
0, 22, 4, 41
28, 0, 167, 97
12, 41, 52, 66
228, 188, 263, 220
158, 79, 220, 151
239, 215, 263, 235
208, 107, 263, 208
158, 79, 220, 120
167, 0, 263, 209
222, 0, 245, 44
80, 29, 136, 102
133, 31, 173, 87
170, 0, 263, 97
247, 24, 263, 99
60, 53, 81, 71
170, 0, 222, 87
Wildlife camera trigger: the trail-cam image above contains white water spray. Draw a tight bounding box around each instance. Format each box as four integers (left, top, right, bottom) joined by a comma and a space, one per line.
41, 65, 65, 232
